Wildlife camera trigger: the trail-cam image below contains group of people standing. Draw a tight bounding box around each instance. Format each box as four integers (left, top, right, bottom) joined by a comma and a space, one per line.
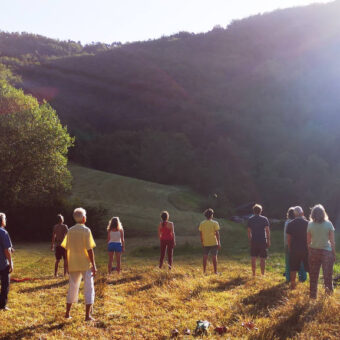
158, 208, 221, 274
247, 203, 336, 299
283, 204, 336, 298
0, 203, 336, 319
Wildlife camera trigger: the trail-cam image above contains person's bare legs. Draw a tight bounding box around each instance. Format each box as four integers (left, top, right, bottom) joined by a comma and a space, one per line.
260, 258, 266, 275
116, 252, 122, 274
108, 252, 114, 274
290, 271, 297, 289
167, 242, 174, 270
65, 303, 72, 318
212, 255, 218, 274
203, 255, 208, 274
85, 304, 94, 321
55, 259, 60, 277
251, 257, 256, 276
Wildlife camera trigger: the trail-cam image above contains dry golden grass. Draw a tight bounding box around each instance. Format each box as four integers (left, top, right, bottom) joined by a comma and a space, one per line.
1, 241, 340, 339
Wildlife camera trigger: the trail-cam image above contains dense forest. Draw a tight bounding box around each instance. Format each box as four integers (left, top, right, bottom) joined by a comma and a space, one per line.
1, 0, 340, 220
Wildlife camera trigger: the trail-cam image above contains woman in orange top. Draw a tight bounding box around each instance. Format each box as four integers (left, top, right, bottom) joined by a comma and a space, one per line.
158, 211, 176, 269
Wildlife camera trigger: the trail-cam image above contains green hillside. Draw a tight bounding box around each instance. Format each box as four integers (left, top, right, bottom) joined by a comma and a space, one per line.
69, 164, 211, 236
3, 1, 340, 218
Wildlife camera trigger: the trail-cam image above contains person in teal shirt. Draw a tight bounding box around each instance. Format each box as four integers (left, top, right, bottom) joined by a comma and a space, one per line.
307, 204, 336, 299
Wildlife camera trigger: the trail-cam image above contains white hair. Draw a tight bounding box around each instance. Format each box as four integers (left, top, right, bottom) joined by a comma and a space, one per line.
0, 213, 6, 226
73, 207, 86, 223
294, 206, 304, 216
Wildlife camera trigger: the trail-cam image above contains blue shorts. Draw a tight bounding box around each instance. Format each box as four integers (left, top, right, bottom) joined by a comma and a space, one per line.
108, 242, 122, 252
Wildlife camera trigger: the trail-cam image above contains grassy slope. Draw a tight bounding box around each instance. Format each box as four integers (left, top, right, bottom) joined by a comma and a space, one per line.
2, 166, 340, 338
1, 243, 340, 339
69, 163, 212, 237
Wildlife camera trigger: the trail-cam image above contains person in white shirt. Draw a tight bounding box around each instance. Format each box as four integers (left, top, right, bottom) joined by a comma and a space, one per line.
107, 217, 125, 274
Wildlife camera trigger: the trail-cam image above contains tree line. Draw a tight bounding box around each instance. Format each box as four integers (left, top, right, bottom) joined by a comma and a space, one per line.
2, 1, 340, 221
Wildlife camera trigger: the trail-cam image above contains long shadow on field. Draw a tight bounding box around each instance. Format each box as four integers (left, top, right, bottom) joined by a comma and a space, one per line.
107, 275, 143, 286
249, 300, 323, 340
209, 277, 247, 292
20, 280, 68, 293
129, 273, 184, 295
242, 283, 288, 317
2, 321, 66, 339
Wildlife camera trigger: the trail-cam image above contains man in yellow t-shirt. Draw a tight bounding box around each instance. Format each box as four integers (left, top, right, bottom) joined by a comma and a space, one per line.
61, 207, 97, 321
199, 208, 221, 274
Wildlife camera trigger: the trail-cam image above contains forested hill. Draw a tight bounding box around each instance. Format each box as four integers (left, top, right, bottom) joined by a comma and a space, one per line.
0, 31, 119, 62
3, 0, 340, 218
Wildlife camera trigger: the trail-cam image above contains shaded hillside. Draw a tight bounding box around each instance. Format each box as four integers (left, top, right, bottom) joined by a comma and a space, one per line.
0, 31, 119, 64
5, 0, 340, 217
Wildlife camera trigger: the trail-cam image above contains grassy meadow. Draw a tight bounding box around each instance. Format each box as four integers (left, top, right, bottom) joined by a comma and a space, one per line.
69, 164, 206, 237
1, 238, 340, 340
2, 165, 340, 339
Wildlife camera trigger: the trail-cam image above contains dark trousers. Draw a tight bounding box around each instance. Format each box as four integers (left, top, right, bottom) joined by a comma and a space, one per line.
0, 265, 10, 309
285, 246, 307, 282
159, 240, 174, 268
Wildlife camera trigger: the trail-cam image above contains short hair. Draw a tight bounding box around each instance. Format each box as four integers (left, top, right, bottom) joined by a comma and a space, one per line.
0, 213, 6, 226
253, 204, 262, 215
310, 204, 328, 223
204, 208, 214, 219
57, 214, 64, 224
73, 207, 86, 223
107, 217, 123, 231
160, 211, 169, 222
286, 207, 295, 220
294, 206, 304, 216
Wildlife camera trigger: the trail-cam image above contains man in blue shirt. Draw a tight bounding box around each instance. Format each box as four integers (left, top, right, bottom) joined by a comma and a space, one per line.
247, 204, 271, 276
0, 213, 13, 311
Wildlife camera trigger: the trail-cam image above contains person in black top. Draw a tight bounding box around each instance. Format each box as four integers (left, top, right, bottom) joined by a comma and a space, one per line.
247, 204, 271, 276
286, 206, 309, 290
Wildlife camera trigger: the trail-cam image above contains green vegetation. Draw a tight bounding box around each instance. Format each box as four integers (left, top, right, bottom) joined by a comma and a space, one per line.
1, 240, 340, 339
0, 83, 73, 207
0, 31, 120, 63
2, 1, 340, 218
69, 164, 208, 237
0, 64, 73, 239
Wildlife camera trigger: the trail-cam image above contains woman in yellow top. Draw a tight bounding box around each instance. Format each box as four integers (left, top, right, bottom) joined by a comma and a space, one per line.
199, 208, 221, 274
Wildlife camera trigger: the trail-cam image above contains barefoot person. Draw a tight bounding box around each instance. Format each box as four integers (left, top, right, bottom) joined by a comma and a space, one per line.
286, 206, 309, 289
307, 204, 335, 299
247, 204, 270, 276
107, 217, 125, 274
61, 208, 97, 321
199, 208, 221, 274
51, 214, 68, 277
158, 211, 176, 269
0, 213, 13, 311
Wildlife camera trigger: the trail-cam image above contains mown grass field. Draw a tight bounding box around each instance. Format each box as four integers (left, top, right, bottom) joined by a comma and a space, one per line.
1, 233, 340, 340
69, 164, 206, 237
2, 165, 340, 339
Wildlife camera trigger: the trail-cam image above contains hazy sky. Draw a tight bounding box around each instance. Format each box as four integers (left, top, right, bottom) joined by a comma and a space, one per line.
0, 0, 332, 44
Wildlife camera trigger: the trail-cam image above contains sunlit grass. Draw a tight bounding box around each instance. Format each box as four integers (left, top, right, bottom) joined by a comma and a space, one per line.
69, 164, 205, 237
1, 240, 340, 339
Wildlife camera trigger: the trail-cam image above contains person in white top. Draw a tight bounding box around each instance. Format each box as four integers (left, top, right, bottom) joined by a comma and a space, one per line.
107, 217, 125, 274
